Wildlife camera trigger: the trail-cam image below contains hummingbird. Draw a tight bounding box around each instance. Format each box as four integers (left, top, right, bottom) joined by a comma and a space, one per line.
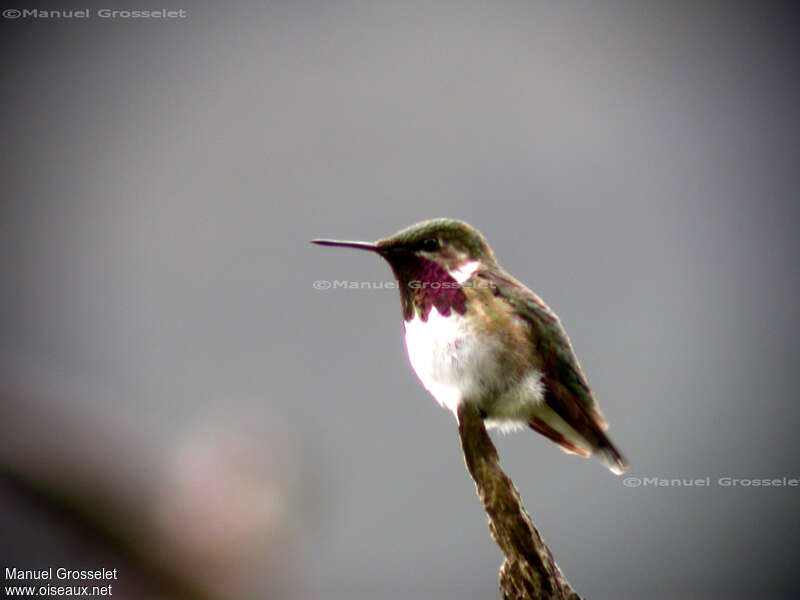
312, 218, 628, 474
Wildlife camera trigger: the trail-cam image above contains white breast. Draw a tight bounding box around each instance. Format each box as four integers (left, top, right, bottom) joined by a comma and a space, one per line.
403, 307, 545, 427
403, 308, 473, 415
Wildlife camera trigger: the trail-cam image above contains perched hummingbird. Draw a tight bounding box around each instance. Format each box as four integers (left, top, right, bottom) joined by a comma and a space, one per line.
313, 219, 628, 474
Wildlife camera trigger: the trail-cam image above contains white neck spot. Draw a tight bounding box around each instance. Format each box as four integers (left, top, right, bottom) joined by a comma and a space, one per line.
449, 260, 479, 284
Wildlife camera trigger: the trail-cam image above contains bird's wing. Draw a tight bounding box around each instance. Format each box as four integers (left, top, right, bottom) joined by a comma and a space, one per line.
476, 268, 608, 430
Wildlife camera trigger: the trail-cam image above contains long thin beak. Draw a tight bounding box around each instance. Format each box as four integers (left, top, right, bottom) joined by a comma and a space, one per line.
311, 239, 380, 252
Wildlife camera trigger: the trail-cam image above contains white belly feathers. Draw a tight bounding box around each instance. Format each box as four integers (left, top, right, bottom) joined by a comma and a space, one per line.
403, 307, 545, 427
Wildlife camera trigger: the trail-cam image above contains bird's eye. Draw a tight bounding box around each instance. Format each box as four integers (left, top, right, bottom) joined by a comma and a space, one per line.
421, 238, 440, 252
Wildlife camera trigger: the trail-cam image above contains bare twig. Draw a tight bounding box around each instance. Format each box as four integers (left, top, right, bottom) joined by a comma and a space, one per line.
457, 403, 583, 600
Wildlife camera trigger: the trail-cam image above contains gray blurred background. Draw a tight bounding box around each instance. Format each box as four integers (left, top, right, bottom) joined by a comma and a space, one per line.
1, 1, 798, 599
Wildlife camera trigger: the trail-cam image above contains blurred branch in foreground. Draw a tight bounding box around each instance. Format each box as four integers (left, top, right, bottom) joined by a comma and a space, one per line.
0, 364, 312, 599
457, 404, 582, 600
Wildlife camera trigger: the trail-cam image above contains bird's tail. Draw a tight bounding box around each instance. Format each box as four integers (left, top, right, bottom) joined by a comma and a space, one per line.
593, 431, 629, 475
529, 404, 629, 475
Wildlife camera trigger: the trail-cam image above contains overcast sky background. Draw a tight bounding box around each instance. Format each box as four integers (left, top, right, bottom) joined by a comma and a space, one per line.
1, 2, 798, 599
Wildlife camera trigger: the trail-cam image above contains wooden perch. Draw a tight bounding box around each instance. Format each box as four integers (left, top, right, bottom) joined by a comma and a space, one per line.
457, 403, 583, 600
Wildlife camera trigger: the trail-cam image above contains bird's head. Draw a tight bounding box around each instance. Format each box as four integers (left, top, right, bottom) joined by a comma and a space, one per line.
312, 218, 496, 283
